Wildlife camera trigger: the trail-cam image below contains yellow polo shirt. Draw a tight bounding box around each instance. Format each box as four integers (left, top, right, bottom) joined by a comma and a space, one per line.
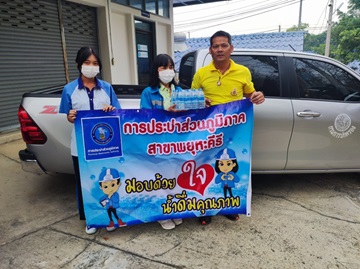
191, 59, 255, 105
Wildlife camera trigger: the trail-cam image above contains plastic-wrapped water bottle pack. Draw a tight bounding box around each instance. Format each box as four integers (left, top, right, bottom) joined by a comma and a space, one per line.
171, 88, 205, 110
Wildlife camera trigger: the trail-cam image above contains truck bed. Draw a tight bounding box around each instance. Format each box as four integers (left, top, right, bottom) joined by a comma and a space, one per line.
18, 84, 142, 175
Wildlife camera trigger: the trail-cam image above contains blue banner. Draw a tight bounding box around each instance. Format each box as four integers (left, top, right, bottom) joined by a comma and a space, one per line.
75, 99, 254, 229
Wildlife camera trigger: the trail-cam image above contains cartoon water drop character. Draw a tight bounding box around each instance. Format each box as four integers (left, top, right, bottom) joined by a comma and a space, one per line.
214, 148, 240, 198
99, 168, 126, 231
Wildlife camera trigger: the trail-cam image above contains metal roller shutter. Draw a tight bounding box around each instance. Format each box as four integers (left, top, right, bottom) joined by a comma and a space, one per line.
0, 0, 99, 131
0, 0, 65, 131
62, 0, 99, 81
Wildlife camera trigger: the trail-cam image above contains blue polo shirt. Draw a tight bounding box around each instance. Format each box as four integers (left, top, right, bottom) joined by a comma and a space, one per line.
59, 77, 121, 156
140, 84, 182, 109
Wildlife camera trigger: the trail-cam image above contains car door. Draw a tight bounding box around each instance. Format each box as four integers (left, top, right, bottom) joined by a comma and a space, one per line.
231, 53, 294, 171
286, 55, 360, 170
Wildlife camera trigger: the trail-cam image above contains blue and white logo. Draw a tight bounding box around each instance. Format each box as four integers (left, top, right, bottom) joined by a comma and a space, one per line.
81, 116, 122, 160
92, 123, 113, 145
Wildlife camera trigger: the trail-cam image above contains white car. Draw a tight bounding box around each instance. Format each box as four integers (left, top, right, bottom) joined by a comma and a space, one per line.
18, 49, 360, 174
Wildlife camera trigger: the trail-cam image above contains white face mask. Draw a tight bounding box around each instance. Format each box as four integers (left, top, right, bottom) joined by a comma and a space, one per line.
81, 65, 99, 78
159, 69, 175, 84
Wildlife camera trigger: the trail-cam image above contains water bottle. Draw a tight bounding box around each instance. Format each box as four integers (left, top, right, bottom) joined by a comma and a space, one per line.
193, 89, 199, 109
171, 88, 178, 108
194, 88, 205, 109
189, 89, 197, 110
184, 89, 191, 110
177, 89, 185, 110
198, 88, 205, 109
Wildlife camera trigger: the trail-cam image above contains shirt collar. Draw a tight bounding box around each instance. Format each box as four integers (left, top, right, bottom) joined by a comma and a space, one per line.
159, 83, 174, 93
209, 59, 236, 72
159, 84, 174, 110
77, 77, 101, 90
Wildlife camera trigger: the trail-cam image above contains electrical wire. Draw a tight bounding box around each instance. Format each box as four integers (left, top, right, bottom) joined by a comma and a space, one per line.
175, 0, 300, 33
175, 0, 298, 27
174, 0, 248, 15
312, 0, 329, 34
175, 0, 299, 31
175, 0, 273, 18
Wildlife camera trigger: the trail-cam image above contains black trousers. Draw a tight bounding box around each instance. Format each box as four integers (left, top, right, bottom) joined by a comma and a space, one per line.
72, 156, 85, 220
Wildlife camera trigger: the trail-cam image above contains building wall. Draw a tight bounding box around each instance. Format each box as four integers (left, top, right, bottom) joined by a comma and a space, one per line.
0, 0, 175, 131
157, 22, 172, 55
110, 5, 137, 84
69, 0, 174, 85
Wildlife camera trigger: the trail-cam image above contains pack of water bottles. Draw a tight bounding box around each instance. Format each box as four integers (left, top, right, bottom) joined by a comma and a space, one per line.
171, 88, 205, 110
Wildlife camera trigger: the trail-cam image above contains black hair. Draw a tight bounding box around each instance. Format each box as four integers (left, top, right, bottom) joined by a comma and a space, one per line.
149, 54, 176, 88
215, 159, 239, 174
75, 47, 102, 73
210, 30, 232, 47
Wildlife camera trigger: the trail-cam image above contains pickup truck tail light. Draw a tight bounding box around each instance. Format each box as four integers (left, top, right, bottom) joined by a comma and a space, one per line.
18, 106, 47, 144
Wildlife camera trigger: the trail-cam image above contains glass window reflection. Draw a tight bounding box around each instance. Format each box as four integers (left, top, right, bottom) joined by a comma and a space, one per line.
232, 55, 280, 97
294, 58, 360, 101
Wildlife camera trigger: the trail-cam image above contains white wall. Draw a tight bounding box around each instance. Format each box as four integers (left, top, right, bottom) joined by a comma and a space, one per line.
110, 4, 137, 84
69, 0, 174, 85
96, 6, 112, 82
156, 22, 172, 56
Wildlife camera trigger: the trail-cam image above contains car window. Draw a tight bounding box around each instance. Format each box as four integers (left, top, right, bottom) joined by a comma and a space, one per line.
231, 55, 280, 97
293, 58, 360, 102
179, 53, 195, 88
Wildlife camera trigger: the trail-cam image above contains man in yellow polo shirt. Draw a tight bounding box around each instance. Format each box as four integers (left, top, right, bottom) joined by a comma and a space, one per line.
192, 30, 265, 106
191, 30, 265, 225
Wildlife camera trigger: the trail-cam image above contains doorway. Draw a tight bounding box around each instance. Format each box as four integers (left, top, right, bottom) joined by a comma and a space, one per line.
135, 19, 155, 85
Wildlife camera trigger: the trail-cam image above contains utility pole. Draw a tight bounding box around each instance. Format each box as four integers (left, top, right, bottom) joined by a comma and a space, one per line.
298, 0, 303, 31
325, 0, 334, 57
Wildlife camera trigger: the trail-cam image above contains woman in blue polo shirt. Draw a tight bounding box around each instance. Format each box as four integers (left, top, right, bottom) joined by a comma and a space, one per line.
140, 54, 182, 110
140, 54, 183, 230
59, 47, 121, 235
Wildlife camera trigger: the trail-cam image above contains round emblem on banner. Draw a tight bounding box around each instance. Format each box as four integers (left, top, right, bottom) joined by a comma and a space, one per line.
334, 113, 351, 132
92, 123, 114, 144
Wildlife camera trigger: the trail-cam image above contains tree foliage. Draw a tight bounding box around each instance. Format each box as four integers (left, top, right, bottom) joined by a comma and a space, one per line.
303, 0, 360, 63
303, 32, 326, 54
286, 23, 309, 32
349, 0, 360, 11
331, 12, 360, 63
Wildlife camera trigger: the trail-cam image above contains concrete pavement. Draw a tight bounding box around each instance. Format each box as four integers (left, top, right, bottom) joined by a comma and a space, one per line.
0, 131, 359, 269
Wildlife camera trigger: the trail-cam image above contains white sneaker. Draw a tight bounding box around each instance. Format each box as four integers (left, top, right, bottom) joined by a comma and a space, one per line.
158, 219, 175, 230
173, 218, 183, 226
85, 226, 98, 235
